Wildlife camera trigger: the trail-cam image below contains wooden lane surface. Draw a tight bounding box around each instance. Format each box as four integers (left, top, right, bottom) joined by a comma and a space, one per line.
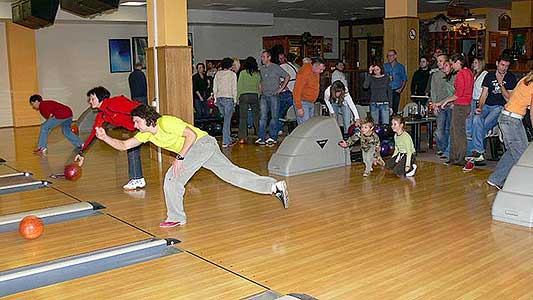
5, 251, 264, 300
0, 184, 77, 215
0, 214, 150, 271
5, 127, 533, 298
0, 164, 17, 175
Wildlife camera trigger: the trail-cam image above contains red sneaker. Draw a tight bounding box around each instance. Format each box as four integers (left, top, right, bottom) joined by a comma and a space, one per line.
33, 147, 47, 155
159, 221, 184, 228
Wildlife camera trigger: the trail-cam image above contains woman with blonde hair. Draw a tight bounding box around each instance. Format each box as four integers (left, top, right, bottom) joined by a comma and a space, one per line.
487, 70, 533, 189
466, 57, 488, 141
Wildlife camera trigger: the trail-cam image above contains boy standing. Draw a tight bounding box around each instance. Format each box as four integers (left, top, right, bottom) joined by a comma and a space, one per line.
30, 94, 83, 154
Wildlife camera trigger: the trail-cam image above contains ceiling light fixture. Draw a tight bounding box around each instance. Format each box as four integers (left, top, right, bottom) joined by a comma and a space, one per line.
228, 7, 251, 11
464, 17, 475, 21
280, 7, 308, 11
363, 6, 384, 10
120, 1, 146, 6
311, 12, 330, 15
426, 0, 449, 3
277, 0, 304, 3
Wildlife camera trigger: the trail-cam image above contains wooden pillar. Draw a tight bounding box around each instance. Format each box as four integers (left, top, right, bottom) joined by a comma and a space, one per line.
146, 0, 192, 121
511, 0, 533, 28
5, 22, 40, 127
146, 0, 192, 162
384, 0, 418, 112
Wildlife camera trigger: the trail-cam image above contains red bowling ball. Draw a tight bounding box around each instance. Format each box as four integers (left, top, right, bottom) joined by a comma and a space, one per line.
64, 163, 82, 181
19, 215, 44, 240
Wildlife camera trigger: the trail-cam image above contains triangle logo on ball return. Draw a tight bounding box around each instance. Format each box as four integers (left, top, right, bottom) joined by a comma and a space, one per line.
316, 139, 328, 149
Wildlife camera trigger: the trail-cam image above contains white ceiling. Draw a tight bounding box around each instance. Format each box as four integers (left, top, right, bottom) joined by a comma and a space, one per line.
0, 0, 513, 20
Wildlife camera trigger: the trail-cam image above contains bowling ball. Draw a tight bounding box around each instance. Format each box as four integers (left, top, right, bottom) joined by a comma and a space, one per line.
213, 123, 223, 135
19, 215, 43, 240
71, 124, 79, 135
381, 141, 391, 157
375, 126, 385, 135
64, 163, 82, 181
215, 112, 224, 121
348, 124, 358, 136
207, 98, 216, 108
205, 123, 215, 135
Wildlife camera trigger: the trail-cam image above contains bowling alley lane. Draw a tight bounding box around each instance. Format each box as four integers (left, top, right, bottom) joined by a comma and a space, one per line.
4, 250, 264, 300
0, 164, 16, 176
0, 214, 150, 271
0, 182, 78, 215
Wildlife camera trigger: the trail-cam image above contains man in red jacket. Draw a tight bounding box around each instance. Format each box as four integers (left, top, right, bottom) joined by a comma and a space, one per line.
74, 86, 145, 190
30, 94, 83, 155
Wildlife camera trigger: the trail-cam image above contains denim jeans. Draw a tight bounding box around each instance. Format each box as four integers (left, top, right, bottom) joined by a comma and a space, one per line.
436, 106, 452, 154
488, 114, 528, 187
259, 94, 279, 141
296, 100, 315, 125
38, 117, 83, 149
470, 104, 503, 154
392, 91, 401, 114
216, 97, 235, 145
370, 102, 390, 125
331, 102, 352, 134
465, 99, 478, 140
127, 145, 143, 180
194, 98, 209, 118
278, 90, 293, 132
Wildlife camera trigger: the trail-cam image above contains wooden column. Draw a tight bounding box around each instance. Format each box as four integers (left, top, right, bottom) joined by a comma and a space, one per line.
5, 22, 40, 127
384, 0, 418, 112
146, 0, 192, 162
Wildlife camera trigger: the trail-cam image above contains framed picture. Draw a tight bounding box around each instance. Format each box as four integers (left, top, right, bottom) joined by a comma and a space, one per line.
108, 39, 132, 73
132, 37, 148, 69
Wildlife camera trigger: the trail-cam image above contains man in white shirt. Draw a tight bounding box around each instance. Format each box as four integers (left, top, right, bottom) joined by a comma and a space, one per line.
278, 52, 299, 134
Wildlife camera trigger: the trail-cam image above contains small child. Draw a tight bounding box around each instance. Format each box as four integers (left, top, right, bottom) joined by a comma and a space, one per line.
29, 94, 83, 155
339, 117, 384, 177
385, 115, 417, 176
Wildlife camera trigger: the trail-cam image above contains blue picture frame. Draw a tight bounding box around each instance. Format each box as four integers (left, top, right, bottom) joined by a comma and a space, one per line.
108, 39, 132, 73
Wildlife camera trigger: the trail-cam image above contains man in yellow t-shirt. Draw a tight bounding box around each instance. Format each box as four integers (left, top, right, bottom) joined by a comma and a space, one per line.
94, 104, 289, 228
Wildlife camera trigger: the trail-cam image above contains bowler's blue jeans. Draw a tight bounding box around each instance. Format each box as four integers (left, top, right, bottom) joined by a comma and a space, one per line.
38, 117, 83, 149
488, 114, 528, 187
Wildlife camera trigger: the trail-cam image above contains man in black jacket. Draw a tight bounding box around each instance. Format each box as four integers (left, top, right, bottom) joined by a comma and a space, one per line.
411, 56, 430, 96
128, 63, 148, 106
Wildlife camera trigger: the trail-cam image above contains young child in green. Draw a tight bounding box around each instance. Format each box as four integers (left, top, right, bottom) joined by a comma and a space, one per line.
385, 115, 417, 176
339, 117, 384, 177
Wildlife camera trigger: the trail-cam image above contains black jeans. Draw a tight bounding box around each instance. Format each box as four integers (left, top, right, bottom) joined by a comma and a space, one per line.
392, 91, 401, 114
238, 93, 260, 139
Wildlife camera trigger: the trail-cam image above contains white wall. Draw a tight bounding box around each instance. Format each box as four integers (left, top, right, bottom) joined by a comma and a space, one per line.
0, 22, 12, 127
36, 23, 147, 118
190, 17, 338, 64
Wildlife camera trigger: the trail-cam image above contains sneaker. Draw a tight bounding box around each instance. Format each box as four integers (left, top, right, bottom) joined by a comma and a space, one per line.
486, 180, 502, 190
239, 138, 246, 144
272, 180, 289, 209
466, 151, 485, 162
278, 130, 284, 136
463, 160, 475, 172
405, 164, 417, 177
436, 151, 443, 156
265, 138, 277, 145
159, 221, 185, 228
255, 138, 266, 145
33, 147, 47, 155
439, 155, 448, 160
443, 161, 450, 166
123, 178, 146, 190
363, 172, 369, 177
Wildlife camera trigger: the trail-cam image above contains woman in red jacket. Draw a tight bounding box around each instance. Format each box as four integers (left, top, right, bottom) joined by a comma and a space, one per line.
438, 54, 474, 166
74, 86, 146, 190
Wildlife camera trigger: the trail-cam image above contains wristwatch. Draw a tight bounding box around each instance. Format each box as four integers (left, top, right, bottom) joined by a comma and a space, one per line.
176, 153, 185, 161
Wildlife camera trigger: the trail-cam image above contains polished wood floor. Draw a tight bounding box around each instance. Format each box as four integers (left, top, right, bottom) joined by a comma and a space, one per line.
1, 126, 533, 299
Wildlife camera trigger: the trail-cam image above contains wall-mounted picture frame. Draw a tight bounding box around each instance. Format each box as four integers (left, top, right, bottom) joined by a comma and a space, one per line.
108, 39, 132, 73
132, 36, 148, 69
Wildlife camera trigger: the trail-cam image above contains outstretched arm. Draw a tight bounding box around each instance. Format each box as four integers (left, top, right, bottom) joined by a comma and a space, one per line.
95, 127, 142, 151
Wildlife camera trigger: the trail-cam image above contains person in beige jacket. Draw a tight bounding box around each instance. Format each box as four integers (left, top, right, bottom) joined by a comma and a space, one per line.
213, 57, 238, 147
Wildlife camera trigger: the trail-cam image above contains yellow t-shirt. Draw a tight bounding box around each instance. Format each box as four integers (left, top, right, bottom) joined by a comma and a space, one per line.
134, 115, 208, 153
505, 78, 533, 116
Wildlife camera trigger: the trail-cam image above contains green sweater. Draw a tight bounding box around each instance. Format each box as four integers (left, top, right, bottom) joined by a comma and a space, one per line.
393, 131, 416, 167
237, 71, 261, 100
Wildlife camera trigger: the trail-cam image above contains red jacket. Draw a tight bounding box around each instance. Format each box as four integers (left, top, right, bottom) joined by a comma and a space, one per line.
81, 95, 140, 151
39, 100, 73, 120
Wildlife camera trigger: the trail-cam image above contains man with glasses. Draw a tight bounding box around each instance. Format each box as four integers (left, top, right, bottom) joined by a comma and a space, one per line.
384, 49, 407, 114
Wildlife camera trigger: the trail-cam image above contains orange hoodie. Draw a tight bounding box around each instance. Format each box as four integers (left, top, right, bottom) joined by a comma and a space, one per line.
292, 63, 320, 109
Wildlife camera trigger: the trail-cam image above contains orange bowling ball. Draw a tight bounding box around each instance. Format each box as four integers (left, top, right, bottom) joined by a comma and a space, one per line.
19, 215, 44, 240
71, 123, 79, 135
64, 163, 82, 181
